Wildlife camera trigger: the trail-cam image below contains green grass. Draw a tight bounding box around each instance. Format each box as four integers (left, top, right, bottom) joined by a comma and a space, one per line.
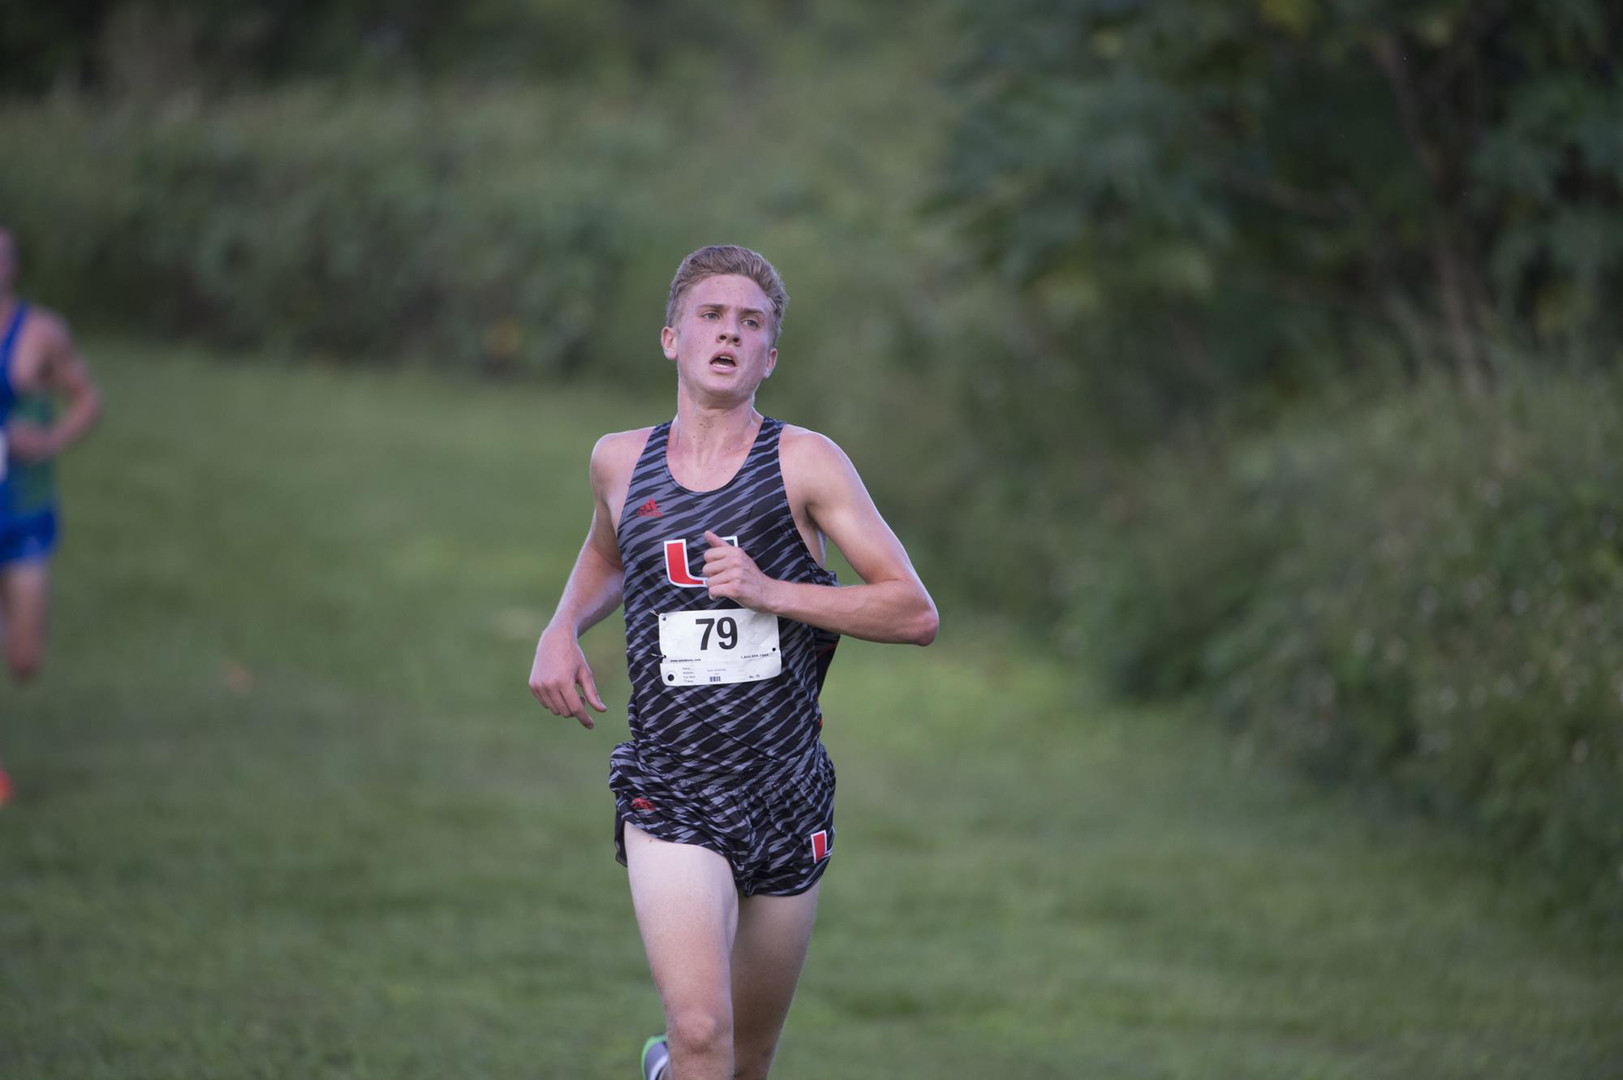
1, 342, 1620, 1079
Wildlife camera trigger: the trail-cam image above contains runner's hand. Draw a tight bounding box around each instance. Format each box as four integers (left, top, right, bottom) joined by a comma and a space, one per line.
529, 627, 606, 729
4, 421, 58, 462
702, 530, 776, 611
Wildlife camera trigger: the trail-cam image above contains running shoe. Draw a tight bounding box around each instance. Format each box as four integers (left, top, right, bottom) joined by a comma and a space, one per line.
640, 1033, 670, 1080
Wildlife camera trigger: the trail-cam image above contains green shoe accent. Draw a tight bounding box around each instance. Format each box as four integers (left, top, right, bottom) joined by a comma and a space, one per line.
640, 1033, 670, 1080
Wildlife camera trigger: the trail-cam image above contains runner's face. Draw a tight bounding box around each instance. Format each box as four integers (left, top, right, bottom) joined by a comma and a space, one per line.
662, 275, 777, 400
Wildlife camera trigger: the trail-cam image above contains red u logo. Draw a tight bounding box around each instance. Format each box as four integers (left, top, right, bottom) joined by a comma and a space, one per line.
663, 536, 737, 588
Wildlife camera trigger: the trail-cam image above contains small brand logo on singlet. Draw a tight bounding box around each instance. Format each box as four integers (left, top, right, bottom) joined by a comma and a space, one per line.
810, 830, 831, 862
636, 499, 662, 518
631, 797, 656, 812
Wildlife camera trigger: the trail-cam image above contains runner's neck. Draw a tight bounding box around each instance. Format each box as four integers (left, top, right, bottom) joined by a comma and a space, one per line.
668, 405, 763, 463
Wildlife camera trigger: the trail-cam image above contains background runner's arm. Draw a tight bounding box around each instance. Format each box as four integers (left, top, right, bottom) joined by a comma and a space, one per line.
701, 432, 938, 646
6, 316, 102, 461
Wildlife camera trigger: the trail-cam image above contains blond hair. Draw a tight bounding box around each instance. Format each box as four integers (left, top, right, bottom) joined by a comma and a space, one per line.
665, 245, 789, 342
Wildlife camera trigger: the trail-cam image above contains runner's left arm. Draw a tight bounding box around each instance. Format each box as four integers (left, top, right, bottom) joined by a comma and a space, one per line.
699, 431, 938, 646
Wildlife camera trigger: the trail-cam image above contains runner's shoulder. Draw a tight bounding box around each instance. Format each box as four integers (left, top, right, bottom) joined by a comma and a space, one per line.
12, 303, 72, 357
778, 424, 858, 483
19, 305, 72, 350
592, 426, 655, 463
589, 427, 655, 489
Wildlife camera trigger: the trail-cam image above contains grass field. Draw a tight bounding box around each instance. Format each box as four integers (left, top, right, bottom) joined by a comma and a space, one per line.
2, 342, 1620, 1079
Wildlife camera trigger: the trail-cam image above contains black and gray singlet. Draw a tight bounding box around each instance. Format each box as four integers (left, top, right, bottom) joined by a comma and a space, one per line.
614, 417, 839, 780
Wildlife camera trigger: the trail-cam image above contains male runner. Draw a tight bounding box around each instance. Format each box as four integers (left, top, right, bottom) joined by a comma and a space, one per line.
0, 227, 104, 804
529, 245, 937, 1080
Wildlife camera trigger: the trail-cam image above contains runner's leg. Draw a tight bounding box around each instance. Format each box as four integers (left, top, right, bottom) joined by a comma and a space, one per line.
0, 561, 49, 682
729, 885, 820, 1080
624, 823, 739, 1080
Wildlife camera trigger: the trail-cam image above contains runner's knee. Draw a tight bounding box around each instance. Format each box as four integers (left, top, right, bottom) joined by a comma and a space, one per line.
667, 1007, 731, 1061
6, 640, 41, 682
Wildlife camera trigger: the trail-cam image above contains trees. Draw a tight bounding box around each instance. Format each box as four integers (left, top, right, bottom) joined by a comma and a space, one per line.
938, 0, 1623, 418
0, 0, 827, 92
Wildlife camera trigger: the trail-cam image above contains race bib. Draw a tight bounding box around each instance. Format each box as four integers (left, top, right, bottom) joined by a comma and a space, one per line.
658, 607, 782, 686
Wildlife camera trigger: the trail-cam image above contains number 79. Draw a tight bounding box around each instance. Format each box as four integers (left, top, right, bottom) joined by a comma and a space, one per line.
695, 616, 739, 651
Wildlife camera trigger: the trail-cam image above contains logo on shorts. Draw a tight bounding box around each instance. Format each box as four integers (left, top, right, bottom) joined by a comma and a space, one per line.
810, 830, 831, 863
631, 797, 656, 812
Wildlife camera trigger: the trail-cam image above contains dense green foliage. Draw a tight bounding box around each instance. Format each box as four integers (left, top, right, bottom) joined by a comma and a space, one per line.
0, 0, 829, 92
1081, 374, 1623, 917
3, 344, 1621, 1078
939, 0, 1623, 425
0, 0, 109, 93
920, 1, 1623, 916
1, 94, 629, 374
0, 9, 941, 377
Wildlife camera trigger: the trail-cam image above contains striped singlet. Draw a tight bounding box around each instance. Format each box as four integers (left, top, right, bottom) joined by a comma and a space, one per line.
614, 417, 839, 780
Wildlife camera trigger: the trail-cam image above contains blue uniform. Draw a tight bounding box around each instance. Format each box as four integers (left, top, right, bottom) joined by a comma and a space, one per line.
0, 302, 58, 566
0, 302, 19, 423
608, 418, 842, 895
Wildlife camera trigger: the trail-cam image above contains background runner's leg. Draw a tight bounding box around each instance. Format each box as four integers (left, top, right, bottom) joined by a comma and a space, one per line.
0, 562, 50, 682
730, 886, 820, 1080
624, 824, 738, 1080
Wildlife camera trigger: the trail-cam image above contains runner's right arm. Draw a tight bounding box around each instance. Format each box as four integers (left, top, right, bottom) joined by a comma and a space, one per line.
528, 433, 638, 728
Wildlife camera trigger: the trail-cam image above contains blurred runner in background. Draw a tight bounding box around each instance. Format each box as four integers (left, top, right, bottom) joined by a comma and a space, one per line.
0, 226, 105, 804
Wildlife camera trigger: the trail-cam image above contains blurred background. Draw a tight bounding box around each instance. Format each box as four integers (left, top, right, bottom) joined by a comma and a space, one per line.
2, 1, 1621, 1076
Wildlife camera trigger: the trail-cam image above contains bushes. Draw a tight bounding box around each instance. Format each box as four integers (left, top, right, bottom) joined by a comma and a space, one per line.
0, 92, 634, 375
1082, 374, 1623, 918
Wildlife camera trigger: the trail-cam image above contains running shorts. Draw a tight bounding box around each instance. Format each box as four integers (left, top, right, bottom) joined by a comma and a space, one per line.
0, 508, 57, 566
609, 740, 837, 897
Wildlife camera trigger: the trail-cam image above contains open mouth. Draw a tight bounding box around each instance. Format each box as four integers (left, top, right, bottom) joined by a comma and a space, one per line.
709, 352, 738, 370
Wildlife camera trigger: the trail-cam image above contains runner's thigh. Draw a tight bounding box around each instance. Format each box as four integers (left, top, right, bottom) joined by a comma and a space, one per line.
0, 561, 50, 650
624, 823, 741, 1018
